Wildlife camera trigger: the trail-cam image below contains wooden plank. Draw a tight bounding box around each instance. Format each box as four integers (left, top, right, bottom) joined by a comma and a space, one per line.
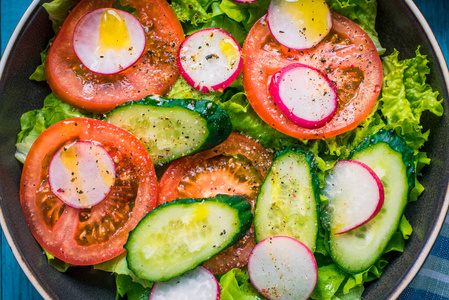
1, 235, 42, 299
414, 0, 449, 68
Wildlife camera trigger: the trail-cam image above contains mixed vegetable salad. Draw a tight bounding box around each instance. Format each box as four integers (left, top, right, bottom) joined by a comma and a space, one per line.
15, 0, 445, 299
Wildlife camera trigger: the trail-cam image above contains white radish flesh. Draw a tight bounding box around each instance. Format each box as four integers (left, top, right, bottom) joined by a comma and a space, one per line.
73, 8, 146, 75
149, 266, 220, 300
177, 28, 242, 93
322, 160, 385, 235
48, 141, 116, 209
267, 0, 332, 50
269, 63, 338, 129
248, 236, 317, 300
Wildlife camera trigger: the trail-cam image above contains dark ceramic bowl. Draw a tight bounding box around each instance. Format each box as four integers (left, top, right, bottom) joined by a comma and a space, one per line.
1, 0, 448, 299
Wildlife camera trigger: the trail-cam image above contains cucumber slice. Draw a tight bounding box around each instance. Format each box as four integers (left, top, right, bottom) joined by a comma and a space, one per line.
125, 195, 252, 282
255, 147, 320, 251
105, 96, 232, 165
327, 130, 415, 273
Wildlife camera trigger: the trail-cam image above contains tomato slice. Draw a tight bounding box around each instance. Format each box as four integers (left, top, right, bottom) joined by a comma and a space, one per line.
158, 133, 273, 274
20, 118, 158, 265
45, 0, 184, 113
243, 14, 383, 139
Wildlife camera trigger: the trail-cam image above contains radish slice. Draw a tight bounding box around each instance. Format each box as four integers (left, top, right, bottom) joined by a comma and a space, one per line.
48, 141, 116, 209
269, 63, 338, 129
149, 266, 220, 300
73, 8, 146, 75
248, 236, 317, 300
322, 160, 385, 235
177, 28, 243, 93
267, 0, 332, 50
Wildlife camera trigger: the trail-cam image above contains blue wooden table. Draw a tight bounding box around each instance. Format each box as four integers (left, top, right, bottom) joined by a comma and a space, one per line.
1, 0, 448, 299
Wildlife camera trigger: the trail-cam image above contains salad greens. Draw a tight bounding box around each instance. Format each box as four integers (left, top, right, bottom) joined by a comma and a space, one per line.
15, 0, 444, 299
15, 93, 91, 163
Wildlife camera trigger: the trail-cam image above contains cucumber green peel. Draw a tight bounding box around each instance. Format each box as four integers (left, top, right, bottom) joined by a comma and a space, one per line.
350, 129, 415, 192
125, 194, 252, 282
105, 96, 232, 165
327, 130, 415, 274
255, 147, 320, 251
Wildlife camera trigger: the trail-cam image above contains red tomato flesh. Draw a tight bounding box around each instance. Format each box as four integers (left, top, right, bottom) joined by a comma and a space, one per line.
45, 0, 184, 113
20, 118, 158, 265
243, 13, 383, 139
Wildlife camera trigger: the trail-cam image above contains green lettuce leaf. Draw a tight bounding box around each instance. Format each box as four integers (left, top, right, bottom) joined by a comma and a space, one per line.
42, 0, 79, 33
115, 274, 151, 300
170, 0, 212, 25
171, 0, 269, 45
30, 0, 78, 81
219, 92, 301, 150
219, 268, 263, 300
44, 250, 72, 272
380, 48, 443, 205
311, 264, 347, 300
29, 40, 51, 81
167, 76, 223, 101
333, 285, 364, 300
15, 110, 46, 163
95, 253, 153, 289
15, 93, 91, 163
380, 49, 443, 152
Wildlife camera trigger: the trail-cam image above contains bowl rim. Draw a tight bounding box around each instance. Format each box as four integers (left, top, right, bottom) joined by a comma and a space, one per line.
0, 0, 448, 299
388, 1, 449, 298
0, 3, 51, 300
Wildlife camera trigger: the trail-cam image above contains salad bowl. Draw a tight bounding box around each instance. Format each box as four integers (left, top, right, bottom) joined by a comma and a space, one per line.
0, 0, 448, 299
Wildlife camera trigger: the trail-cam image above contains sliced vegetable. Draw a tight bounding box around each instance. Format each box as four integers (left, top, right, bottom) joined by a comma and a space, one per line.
45, 0, 184, 113
73, 8, 146, 75
255, 147, 319, 251
243, 13, 383, 139
158, 133, 272, 274
248, 236, 318, 300
20, 118, 157, 265
48, 141, 116, 209
269, 63, 338, 129
158, 133, 272, 204
125, 195, 253, 282
149, 266, 220, 300
327, 130, 415, 273
105, 96, 232, 165
267, 0, 332, 50
322, 160, 384, 235
177, 28, 243, 93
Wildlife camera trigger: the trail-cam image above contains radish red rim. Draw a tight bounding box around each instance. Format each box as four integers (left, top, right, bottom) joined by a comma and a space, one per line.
73, 8, 146, 75
269, 63, 338, 129
267, 0, 333, 50
177, 28, 243, 93
322, 160, 385, 235
248, 236, 318, 300
48, 140, 116, 209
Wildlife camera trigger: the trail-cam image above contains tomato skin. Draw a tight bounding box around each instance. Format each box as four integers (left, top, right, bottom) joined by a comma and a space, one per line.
243, 13, 383, 139
20, 118, 158, 265
45, 0, 184, 113
158, 132, 273, 205
158, 133, 273, 274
